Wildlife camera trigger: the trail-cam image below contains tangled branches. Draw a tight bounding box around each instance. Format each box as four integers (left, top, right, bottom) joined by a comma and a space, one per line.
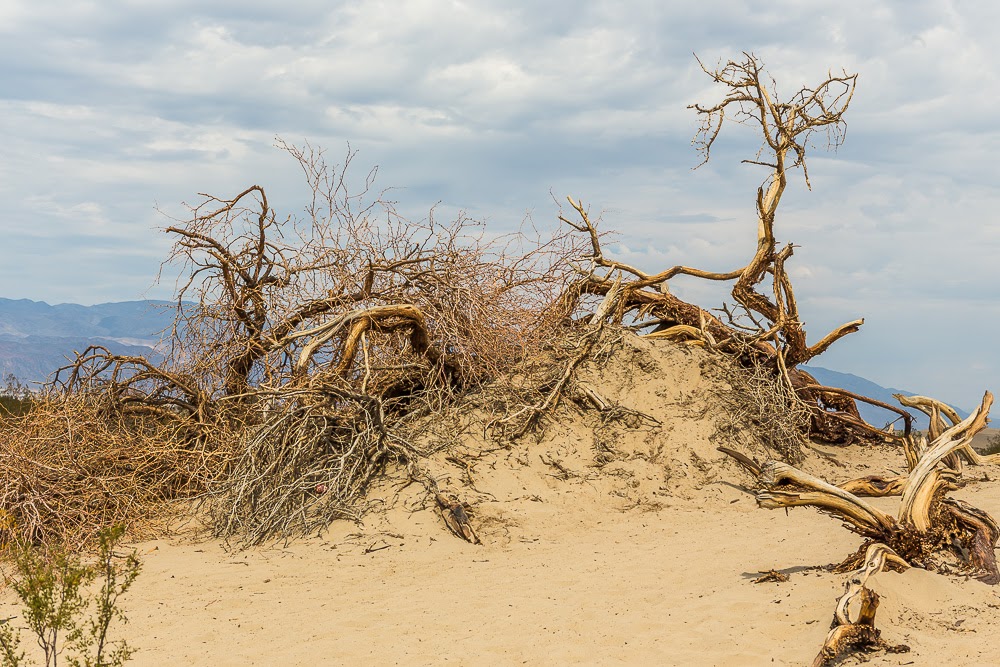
715, 351, 812, 463
0, 393, 212, 548
33, 141, 583, 547
156, 141, 577, 403
547, 53, 883, 447
208, 387, 412, 547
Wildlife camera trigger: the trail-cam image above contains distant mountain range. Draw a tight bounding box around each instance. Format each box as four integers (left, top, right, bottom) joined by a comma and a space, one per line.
0, 298, 970, 429
0, 298, 173, 389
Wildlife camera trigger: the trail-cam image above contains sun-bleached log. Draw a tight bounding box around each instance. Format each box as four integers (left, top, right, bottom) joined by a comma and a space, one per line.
895, 393, 961, 469
900, 432, 927, 473
719, 449, 895, 535
811, 589, 882, 667
833, 544, 909, 625
642, 324, 706, 346
896, 394, 961, 435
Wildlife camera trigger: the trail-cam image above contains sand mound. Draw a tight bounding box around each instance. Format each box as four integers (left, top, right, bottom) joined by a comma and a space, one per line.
411, 333, 743, 514
404, 330, 862, 524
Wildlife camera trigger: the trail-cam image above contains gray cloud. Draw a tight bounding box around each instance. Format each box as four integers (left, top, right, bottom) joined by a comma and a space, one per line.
1, 0, 998, 408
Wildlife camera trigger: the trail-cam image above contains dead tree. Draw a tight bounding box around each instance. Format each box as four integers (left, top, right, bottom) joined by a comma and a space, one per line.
557, 53, 878, 445
48, 141, 581, 545
723, 391, 997, 663
688, 52, 861, 367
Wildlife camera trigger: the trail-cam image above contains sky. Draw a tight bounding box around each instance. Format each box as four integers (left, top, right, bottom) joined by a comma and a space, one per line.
1, 0, 998, 409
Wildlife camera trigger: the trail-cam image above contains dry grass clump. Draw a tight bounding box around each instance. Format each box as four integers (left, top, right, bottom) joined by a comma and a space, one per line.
0, 393, 213, 549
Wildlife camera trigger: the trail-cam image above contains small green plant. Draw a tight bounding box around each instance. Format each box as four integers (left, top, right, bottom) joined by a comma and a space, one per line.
0, 525, 141, 667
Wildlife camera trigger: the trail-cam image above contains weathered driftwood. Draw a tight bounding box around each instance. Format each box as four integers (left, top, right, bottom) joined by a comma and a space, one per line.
719, 446, 905, 497
754, 461, 895, 536
812, 544, 910, 667
719, 390, 999, 580
837, 475, 906, 497
898, 393, 992, 531
896, 393, 1000, 467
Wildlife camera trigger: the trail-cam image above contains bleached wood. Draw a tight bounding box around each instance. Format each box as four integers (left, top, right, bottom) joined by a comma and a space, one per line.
899, 392, 993, 532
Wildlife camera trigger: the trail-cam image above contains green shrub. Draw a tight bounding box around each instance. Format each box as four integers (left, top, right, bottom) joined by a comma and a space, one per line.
0, 525, 141, 667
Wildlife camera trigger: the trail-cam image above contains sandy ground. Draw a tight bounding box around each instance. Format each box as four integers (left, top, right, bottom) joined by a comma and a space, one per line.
115, 455, 1000, 666
7, 335, 1000, 665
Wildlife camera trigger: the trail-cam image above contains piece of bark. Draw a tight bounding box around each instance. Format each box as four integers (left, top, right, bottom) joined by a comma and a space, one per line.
435, 492, 481, 544
717, 446, 762, 477
752, 570, 789, 584
838, 475, 906, 497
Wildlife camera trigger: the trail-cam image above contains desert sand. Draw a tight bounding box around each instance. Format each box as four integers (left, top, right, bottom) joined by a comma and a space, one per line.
123, 469, 1000, 665
11, 335, 1000, 666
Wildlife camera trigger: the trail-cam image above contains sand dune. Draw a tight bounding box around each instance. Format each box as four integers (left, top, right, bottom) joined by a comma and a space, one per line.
6, 334, 998, 666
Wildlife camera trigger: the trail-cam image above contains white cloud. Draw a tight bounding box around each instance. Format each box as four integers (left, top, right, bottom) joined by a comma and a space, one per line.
1, 0, 999, 407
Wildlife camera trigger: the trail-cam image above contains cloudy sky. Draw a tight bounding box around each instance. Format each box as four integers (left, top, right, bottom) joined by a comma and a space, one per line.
2, 0, 998, 408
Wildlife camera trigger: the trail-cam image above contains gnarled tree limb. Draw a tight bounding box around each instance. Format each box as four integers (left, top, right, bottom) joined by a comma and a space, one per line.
812, 543, 909, 667
899, 392, 993, 532
755, 461, 895, 536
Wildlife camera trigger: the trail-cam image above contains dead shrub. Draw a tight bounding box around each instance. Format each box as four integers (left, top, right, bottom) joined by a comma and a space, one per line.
0, 393, 211, 549
206, 386, 414, 547
714, 353, 810, 463
20, 141, 586, 547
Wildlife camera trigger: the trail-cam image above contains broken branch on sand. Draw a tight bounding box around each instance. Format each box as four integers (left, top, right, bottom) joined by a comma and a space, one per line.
811, 544, 910, 667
